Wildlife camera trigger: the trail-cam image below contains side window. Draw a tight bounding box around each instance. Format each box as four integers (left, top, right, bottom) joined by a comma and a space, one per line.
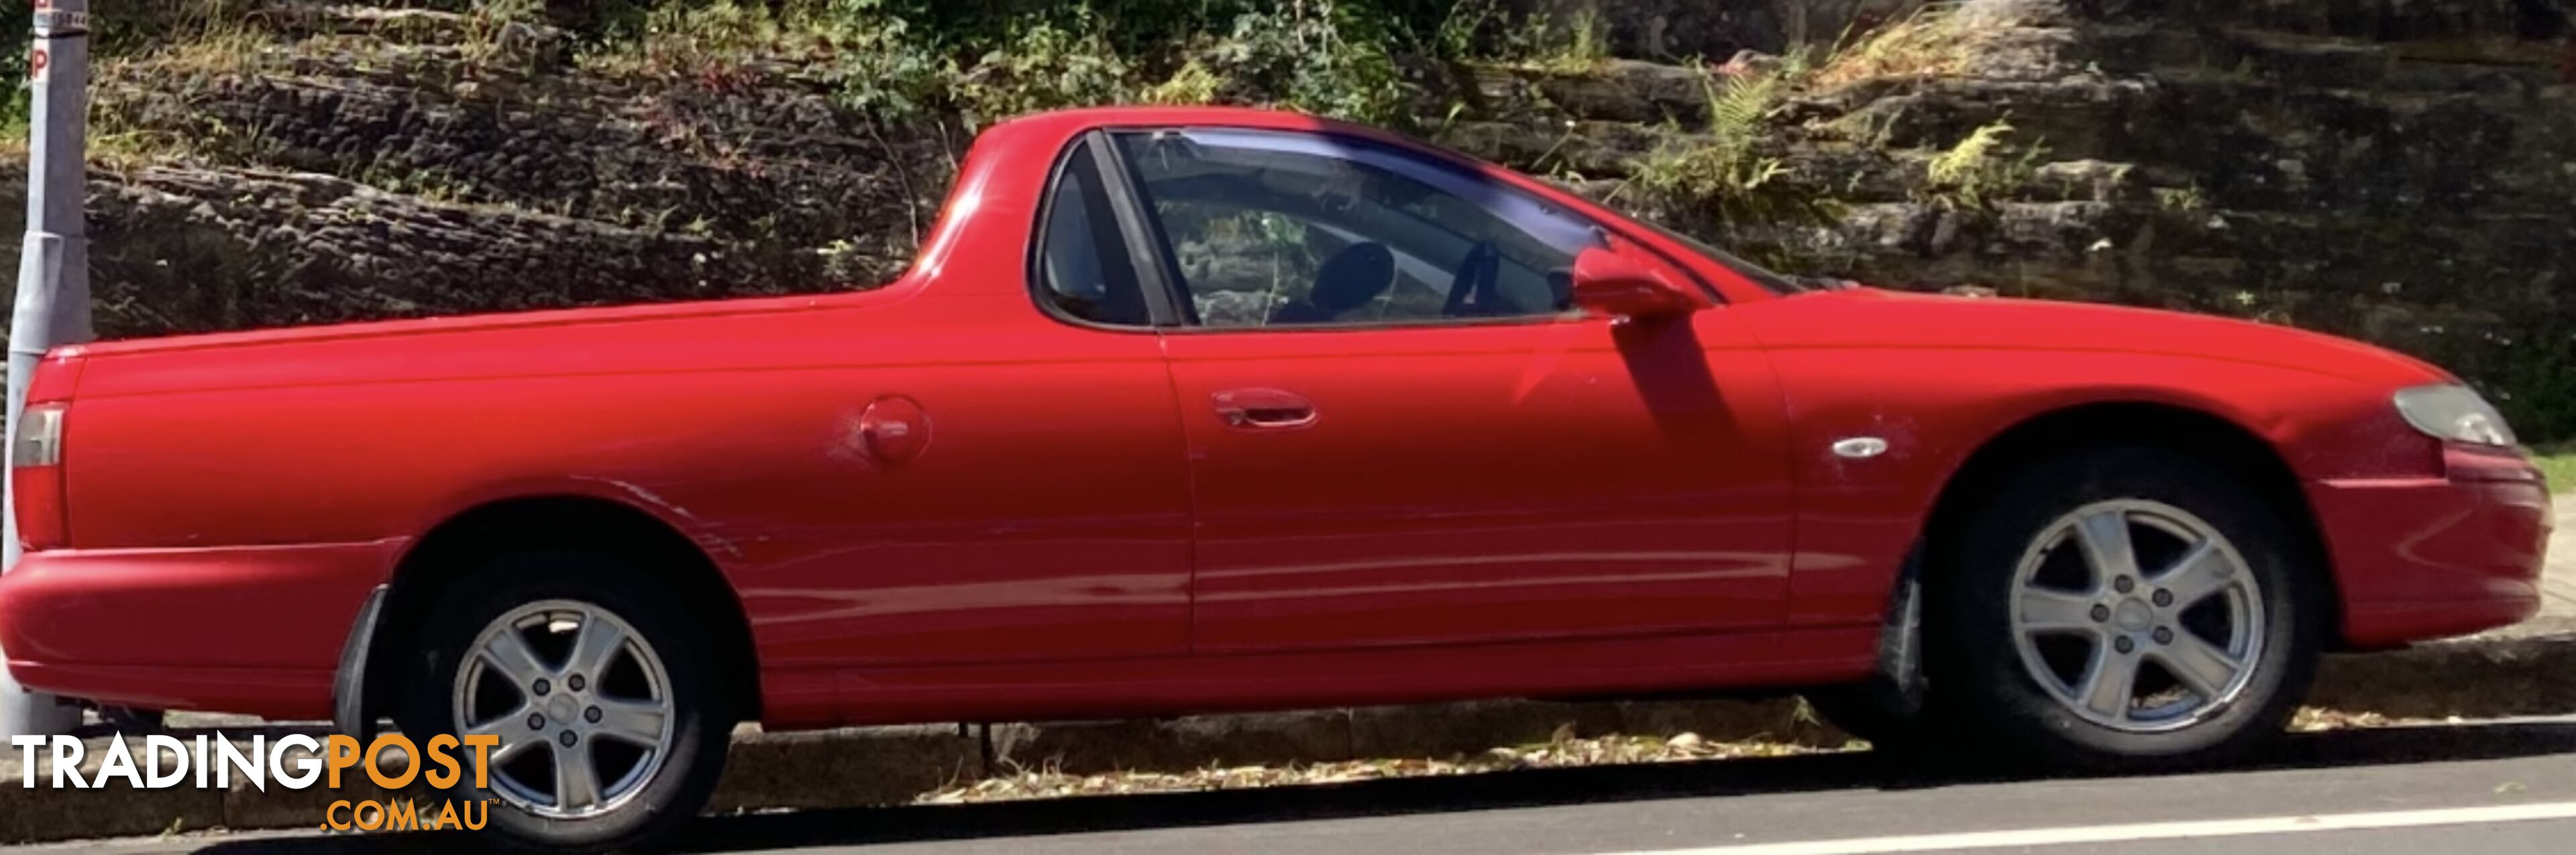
1034, 147, 1152, 327
1114, 129, 1605, 329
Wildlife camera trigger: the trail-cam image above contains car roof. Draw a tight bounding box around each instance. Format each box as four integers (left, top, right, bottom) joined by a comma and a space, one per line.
987, 105, 1405, 148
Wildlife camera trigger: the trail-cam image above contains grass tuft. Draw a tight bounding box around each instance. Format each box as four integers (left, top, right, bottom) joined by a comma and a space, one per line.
1810, 3, 1977, 89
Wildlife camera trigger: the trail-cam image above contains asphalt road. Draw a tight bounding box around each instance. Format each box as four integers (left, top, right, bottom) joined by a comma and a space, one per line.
25, 718, 2576, 855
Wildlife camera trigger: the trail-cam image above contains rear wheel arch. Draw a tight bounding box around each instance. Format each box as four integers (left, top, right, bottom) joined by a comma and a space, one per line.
1915, 402, 2341, 646
360, 496, 760, 726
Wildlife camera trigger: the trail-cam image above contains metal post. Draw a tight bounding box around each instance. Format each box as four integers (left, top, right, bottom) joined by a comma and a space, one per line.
1, 0, 92, 740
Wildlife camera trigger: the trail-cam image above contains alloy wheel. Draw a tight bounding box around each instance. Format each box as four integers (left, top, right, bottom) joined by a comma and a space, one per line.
451, 599, 677, 818
2006, 500, 2267, 733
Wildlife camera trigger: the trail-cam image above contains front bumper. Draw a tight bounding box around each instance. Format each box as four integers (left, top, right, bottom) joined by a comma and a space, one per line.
2310, 447, 2551, 650
0, 539, 401, 718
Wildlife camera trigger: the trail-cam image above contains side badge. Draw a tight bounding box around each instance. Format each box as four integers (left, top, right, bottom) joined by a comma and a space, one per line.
1831, 437, 1890, 460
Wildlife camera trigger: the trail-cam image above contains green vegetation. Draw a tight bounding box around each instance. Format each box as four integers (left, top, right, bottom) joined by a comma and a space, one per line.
2529, 444, 2576, 494
1923, 119, 2045, 210
2155, 184, 2208, 212
1613, 3, 2038, 266
12, 1, 1566, 133
1435, 0, 1609, 72
2490, 339, 2576, 449
1809, 3, 1979, 89
562, 0, 1459, 129
1514, 5, 1611, 73
0, 0, 284, 156
0, 0, 38, 141
20, 1, 2573, 445
1619, 64, 1835, 253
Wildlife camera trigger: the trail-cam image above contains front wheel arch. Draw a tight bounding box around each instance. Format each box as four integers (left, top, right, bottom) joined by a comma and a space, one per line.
1910, 402, 2341, 649
1815, 403, 2347, 752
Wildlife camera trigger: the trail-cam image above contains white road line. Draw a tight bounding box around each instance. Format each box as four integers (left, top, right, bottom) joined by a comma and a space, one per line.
1622, 800, 2576, 855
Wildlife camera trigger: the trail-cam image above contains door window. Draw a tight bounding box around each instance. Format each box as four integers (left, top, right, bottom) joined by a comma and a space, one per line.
1114, 129, 1607, 329
1034, 146, 1154, 327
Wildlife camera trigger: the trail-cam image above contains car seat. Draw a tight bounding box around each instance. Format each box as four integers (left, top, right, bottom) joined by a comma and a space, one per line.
1269, 242, 1395, 326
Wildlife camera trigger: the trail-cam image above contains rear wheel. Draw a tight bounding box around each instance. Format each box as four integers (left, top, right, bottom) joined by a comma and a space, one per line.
396, 551, 729, 852
1930, 447, 2321, 769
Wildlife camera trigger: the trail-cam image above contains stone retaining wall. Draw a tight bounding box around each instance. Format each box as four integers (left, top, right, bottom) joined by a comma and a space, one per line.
3, 0, 2572, 426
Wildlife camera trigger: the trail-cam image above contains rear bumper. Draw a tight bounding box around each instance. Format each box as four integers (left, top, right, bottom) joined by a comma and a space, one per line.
2310, 447, 2551, 650
0, 539, 402, 718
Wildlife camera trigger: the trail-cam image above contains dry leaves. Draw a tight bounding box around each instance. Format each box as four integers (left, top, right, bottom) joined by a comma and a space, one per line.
2290, 706, 2420, 732
916, 706, 2420, 805
916, 732, 1843, 805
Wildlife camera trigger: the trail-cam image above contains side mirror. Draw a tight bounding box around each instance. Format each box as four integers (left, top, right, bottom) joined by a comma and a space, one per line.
1570, 247, 1695, 320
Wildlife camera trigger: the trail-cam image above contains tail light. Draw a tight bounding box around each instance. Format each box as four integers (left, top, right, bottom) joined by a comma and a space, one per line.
11, 401, 68, 551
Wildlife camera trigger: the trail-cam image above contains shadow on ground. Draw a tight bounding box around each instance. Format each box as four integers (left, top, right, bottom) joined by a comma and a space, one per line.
184, 720, 2576, 854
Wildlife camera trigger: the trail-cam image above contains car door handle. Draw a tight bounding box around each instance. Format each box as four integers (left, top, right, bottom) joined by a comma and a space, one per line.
1212, 389, 1318, 429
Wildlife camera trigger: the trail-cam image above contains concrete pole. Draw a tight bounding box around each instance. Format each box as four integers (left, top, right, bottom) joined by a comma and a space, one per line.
1, 0, 93, 740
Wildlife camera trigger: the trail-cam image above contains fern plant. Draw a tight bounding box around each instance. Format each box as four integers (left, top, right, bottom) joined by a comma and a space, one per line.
1617, 66, 1835, 249
1924, 119, 2042, 210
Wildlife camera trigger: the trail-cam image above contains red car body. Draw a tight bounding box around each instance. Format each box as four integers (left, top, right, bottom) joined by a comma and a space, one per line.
0, 107, 2548, 730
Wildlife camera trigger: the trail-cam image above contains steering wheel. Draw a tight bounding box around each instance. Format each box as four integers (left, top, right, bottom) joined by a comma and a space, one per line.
1442, 241, 1499, 318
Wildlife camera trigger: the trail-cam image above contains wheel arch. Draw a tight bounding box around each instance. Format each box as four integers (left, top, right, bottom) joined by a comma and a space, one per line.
1914, 400, 2343, 643
356, 495, 761, 726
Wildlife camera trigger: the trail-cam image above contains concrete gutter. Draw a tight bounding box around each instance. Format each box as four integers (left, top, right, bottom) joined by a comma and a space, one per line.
3, 630, 2571, 844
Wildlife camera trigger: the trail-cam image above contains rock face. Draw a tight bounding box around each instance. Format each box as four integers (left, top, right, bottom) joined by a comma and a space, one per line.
9, 165, 788, 335
50, 5, 953, 337
7, 0, 2576, 435
1449, 0, 2576, 437
1506, 0, 1924, 60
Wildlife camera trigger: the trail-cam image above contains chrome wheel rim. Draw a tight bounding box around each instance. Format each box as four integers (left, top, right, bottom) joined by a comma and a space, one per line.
452, 600, 675, 819
2008, 500, 2266, 733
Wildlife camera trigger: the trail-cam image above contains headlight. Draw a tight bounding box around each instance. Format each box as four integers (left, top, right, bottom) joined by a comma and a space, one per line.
2393, 384, 2516, 447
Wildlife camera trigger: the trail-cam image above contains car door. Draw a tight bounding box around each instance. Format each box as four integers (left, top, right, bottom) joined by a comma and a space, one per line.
717, 135, 1198, 669
1106, 128, 1795, 653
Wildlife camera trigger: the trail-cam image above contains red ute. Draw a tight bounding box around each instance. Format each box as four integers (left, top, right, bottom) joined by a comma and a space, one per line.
0, 107, 2549, 850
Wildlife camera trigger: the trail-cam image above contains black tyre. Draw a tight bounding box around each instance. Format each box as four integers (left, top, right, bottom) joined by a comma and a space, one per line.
100, 705, 167, 734
394, 551, 729, 852
1928, 446, 2322, 770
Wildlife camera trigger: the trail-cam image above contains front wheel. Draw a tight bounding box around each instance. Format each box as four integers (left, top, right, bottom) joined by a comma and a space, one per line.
396, 551, 730, 852
1931, 447, 2323, 770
